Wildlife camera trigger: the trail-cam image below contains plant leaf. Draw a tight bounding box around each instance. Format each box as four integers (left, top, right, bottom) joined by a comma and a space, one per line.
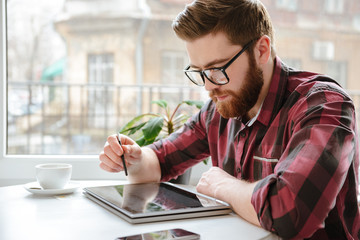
183, 100, 204, 109
172, 114, 189, 128
135, 136, 147, 146
152, 99, 168, 109
203, 157, 210, 165
120, 122, 147, 135
173, 113, 188, 122
142, 117, 164, 142
119, 113, 156, 132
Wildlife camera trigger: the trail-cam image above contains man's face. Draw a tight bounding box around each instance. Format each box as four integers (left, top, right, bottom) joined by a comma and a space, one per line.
209, 54, 263, 118
186, 32, 264, 119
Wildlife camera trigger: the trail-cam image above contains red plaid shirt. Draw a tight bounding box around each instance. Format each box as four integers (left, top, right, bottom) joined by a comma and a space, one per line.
149, 57, 360, 239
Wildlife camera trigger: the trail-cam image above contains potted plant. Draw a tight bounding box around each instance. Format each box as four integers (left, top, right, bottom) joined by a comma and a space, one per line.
119, 99, 207, 184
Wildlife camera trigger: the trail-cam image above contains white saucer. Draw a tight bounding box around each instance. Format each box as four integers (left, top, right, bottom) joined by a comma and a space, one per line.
24, 181, 80, 195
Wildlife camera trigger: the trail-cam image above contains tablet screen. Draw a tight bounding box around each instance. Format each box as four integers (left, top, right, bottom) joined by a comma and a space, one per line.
84, 182, 229, 217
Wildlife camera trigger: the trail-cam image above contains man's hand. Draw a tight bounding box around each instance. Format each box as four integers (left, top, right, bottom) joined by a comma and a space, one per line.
99, 134, 161, 183
99, 134, 142, 173
196, 167, 261, 227
196, 166, 233, 199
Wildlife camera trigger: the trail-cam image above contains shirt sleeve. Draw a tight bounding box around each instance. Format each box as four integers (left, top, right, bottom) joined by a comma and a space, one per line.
148, 100, 213, 182
251, 86, 358, 239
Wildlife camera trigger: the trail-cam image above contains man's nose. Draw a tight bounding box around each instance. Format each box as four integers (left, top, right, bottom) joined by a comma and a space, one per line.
204, 78, 220, 92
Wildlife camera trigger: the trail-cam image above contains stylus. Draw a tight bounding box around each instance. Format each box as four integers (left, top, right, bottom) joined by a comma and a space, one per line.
117, 132, 128, 176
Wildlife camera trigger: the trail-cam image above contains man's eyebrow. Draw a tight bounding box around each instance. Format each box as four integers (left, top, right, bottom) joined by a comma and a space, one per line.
189, 58, 229, 69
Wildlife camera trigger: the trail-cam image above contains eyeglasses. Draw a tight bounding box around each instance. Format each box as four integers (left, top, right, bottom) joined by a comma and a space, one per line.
184, 40, 255, 86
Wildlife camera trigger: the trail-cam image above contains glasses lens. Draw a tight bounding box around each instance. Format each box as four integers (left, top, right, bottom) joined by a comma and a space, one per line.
203, 69, 228, 85
185, 71, 204, 86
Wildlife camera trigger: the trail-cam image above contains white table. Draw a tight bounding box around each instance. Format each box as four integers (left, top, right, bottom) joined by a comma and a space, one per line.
0, 181, 279, 240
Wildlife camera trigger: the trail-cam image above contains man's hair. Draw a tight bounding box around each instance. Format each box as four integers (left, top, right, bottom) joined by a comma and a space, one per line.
172, 0, 276, 57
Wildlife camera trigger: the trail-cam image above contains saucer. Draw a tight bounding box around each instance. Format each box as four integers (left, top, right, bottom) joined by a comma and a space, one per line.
24, 181, 80, 195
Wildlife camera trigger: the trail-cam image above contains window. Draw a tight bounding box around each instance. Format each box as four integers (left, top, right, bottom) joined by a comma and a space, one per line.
1, 0, 359, 184
354, 15, 360, 31
161, 51, 188, 85
161, 51, 191, 106
312, 41, 335, 61
326, 61, 347, 88
324, 0, 344, 14
87, 53, 114, 128
276, 0, 298, 11
1, 0, 204, 184
282, 58, 302, 70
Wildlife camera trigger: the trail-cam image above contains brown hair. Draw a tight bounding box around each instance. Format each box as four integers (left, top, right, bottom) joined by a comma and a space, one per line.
172, 0, 276, 57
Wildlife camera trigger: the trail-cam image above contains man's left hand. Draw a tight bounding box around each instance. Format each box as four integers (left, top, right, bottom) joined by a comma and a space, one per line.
196, 166, 235, 200
196, 166, 261, 226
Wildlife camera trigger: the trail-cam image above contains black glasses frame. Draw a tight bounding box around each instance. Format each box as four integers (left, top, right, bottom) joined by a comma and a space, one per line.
184, 39, 256, 86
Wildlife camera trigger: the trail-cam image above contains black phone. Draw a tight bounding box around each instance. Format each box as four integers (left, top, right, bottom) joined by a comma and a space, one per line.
116, 228, 200, 240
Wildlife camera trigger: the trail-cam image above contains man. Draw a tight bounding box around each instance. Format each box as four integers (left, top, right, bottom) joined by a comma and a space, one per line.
99, 0, 360, 239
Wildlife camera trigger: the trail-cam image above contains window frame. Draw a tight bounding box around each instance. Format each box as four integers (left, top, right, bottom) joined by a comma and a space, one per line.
276, 0, 298, 11
0, 0, 209, 186
326, 61, 347, 88
324, 0, 344, 15
161, 50, 188, 85
0, 0, 123, 185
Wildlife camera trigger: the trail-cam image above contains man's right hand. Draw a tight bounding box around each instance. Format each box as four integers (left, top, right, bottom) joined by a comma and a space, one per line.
99, 134, 142, 173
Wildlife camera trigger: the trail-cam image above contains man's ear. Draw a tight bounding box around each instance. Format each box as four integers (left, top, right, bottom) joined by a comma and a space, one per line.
254, 35, 271, 65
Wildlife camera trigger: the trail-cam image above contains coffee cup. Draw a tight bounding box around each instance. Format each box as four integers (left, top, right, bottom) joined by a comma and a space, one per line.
35, 163, 72, 189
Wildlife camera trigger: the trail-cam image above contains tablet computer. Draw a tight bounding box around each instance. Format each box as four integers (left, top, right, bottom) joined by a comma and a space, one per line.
83, 182, 232, 224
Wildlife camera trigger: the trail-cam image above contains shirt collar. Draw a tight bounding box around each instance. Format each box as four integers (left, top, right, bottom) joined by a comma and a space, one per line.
255, 56, 288, 127
246, 103, 263, 127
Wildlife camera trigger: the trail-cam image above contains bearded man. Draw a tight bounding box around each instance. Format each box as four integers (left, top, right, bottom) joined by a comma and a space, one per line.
99, 1, 360, 239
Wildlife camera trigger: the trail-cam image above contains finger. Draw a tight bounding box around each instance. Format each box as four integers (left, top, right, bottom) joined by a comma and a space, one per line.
109, 134, 136, 147
122, 143, 140, 155
123, 145, 142, 164
99, 151, 122, 169
103, 143, 124, 165
107, 135, 123, 155
196, 179, 207, 194
99, 151, 123, 171
99, 162, 123, 173
118, 134, 136, 145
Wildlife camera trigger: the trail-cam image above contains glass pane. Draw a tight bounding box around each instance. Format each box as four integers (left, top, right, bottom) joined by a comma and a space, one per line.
6, 0, 204, 155
161, 51, 187, 85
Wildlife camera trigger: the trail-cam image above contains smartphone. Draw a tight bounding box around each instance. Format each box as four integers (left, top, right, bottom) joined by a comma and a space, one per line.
116, 228, 200, 240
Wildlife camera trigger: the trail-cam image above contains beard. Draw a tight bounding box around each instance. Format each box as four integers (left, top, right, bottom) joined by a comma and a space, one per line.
209, 53, 264, 119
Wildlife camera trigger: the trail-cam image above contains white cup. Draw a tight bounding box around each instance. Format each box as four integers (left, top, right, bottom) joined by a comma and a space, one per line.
35, 163, 72, 189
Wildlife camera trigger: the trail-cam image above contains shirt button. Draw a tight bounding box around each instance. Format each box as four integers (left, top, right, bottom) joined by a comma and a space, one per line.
236, 168, 241, 173
240, 132, 246, 138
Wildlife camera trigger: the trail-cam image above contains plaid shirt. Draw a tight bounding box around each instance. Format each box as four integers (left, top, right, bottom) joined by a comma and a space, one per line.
149, 57, 360, 239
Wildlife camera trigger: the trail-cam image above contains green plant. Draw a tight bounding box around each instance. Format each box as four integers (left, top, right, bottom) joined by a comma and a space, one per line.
120, 99, 204, 146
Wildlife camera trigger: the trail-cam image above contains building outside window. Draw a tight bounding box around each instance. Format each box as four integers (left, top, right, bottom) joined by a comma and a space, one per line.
324, 0, 344, 14
161, 51, 188, 85
276, 0, 297, 11
87, 53, 114, 128
354, 15, 360, 31
282, 58, 302, 70
326, 61, 347, 88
